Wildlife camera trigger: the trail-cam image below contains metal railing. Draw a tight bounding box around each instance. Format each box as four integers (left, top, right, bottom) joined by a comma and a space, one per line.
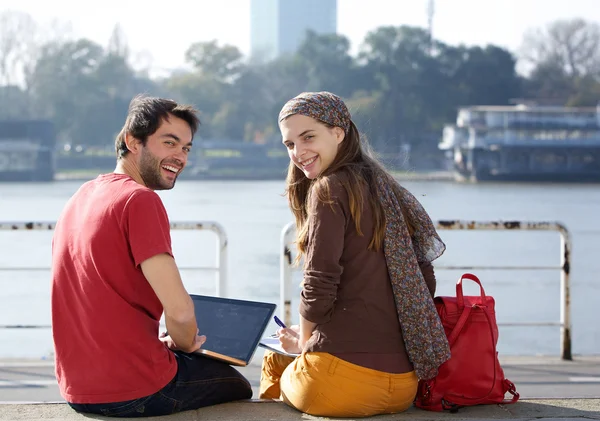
279, 220, 572, 360
0, 220, 228, 329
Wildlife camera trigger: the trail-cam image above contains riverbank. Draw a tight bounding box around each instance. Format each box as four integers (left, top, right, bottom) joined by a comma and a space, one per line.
53, 169, 454, 182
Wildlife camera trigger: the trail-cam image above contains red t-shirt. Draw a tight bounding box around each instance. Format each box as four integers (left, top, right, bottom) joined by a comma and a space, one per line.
51, 173, 178, 403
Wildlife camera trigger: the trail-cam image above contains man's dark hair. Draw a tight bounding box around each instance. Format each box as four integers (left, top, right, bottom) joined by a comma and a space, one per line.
115, 95, 201, 159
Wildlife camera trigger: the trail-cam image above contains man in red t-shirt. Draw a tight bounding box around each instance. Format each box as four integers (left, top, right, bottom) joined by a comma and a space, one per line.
51, 95, 252, 417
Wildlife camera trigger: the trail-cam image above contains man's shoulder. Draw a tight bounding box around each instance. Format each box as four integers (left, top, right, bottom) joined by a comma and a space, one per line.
97, 174, 161, 204
121, 187, 164, 213
68, 175, 163, 217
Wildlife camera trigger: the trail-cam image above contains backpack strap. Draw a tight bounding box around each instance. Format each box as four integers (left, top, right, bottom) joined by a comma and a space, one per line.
502, 380, 520, 404
447, 304, 499, 405
447, 305, 472, 347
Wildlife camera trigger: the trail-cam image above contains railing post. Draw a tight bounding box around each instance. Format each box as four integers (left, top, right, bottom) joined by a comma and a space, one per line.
209, 222, 228, 298
280, 222, 295, 326
166, 221, 228, 298
558, 224, 572, 360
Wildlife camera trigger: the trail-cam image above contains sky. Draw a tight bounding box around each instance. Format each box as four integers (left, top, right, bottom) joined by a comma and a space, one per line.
1, 0, 600, 76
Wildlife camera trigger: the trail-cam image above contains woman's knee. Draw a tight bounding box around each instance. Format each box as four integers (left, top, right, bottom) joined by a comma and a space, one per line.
262, 351, 295, 375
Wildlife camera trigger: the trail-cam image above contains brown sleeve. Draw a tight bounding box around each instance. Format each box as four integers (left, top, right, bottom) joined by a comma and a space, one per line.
419, 261, 436, 298
298, 183, 346, 325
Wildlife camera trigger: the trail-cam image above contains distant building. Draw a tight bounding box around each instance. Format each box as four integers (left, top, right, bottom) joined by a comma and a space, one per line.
250, 0, 337, 62
439, 104, 600, 181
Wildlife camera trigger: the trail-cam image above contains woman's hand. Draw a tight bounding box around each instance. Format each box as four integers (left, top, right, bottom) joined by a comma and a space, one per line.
277, 327, 302, 354
277, 324, 299, 337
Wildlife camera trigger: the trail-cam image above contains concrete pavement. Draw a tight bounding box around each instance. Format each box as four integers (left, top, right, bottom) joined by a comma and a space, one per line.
1, 398, 599, 420
1, 355, 599, 420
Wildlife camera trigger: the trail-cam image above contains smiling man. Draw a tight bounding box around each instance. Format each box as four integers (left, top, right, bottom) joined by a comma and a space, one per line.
50, 95, 252, 418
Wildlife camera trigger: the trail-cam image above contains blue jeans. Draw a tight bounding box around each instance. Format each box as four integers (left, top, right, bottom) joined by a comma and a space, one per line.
68, 351, 253, 418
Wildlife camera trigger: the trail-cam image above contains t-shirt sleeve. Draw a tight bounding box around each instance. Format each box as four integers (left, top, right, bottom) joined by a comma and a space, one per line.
299, 182, 347, 324
122, 190, 173, 267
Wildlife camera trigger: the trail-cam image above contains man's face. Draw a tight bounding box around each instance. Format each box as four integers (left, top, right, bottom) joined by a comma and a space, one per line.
137, 116, 193, 190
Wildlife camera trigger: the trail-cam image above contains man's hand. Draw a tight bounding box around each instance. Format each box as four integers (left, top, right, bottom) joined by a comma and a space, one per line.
160, 330, 206, 353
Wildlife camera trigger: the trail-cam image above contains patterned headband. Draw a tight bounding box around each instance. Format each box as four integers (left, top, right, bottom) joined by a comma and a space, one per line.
278, 91, 351, 133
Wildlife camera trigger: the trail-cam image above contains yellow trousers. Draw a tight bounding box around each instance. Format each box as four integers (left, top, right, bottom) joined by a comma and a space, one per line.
259, 351, 417, 418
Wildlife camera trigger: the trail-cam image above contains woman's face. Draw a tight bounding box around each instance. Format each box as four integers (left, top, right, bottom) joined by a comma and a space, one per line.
280, 114, 344, 179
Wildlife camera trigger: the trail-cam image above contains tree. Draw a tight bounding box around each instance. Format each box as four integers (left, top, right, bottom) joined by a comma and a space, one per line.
0, 10, 37, 87
0, 85, 30, 118
28, 36, 156, 146
566, 75, 600, 106
520, 18, 600, 105
28, 38, 105, 141
0, 11, 38, 117
444, 45, 521, 106
165, 72, 228, 139
521, 18, 600, 79
296, 31, 364, 96
184, 40, 244, 82
359, 26, 442, 149
239, 55, 312, 142
214, 67, 276, 141
106, 24, 129, 59
522, 60, 573, 104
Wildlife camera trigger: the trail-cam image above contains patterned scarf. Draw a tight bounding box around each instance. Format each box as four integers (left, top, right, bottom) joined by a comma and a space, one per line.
280, 92, 451, 380
375, 173, 451, 379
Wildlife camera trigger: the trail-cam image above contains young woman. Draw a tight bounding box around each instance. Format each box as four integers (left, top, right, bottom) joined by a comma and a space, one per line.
259, 91, 450, 418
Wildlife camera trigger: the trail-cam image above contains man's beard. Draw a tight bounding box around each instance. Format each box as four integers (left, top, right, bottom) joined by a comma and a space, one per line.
139, 147, 177, 190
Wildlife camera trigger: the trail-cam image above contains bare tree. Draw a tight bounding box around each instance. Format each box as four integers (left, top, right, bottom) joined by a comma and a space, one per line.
131, 49, 155, 77
520, 18, 600, 78
107, 23, 129, 59
22, 18, 74, 90
0, 10, 37, 86
0, 11, 73, 87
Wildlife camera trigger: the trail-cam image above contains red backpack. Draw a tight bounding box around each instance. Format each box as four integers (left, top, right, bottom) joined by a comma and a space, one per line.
414, 273, 519, 412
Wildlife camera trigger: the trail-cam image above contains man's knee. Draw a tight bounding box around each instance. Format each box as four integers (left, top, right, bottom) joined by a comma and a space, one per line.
229, 368, 253, 398
212, 364, 253, 399
234, 377, 253, 399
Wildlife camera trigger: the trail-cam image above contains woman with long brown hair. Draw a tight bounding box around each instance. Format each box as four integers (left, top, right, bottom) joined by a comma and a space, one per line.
259, 91, 450, 417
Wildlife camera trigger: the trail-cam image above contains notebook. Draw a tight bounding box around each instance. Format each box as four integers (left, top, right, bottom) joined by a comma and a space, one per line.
189, 294, 277, 366
258, 336, 300, 358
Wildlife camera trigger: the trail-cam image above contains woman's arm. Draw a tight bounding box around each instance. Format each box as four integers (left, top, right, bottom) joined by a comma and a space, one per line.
419, 260, 437, 297
297, 182, 347, 347
299, 316, 317, 349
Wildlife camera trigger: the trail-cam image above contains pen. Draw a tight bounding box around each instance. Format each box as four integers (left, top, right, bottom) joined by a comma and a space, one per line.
274, 315, 287, 329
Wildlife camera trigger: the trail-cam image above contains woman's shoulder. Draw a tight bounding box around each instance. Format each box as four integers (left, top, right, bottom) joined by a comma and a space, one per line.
311, 171, 351, 202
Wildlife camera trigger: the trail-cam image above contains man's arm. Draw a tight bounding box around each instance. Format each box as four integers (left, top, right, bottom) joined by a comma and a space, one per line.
141, 253, 199, 353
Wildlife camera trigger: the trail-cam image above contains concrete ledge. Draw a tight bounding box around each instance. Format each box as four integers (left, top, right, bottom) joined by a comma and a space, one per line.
1, 398, 599, 421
